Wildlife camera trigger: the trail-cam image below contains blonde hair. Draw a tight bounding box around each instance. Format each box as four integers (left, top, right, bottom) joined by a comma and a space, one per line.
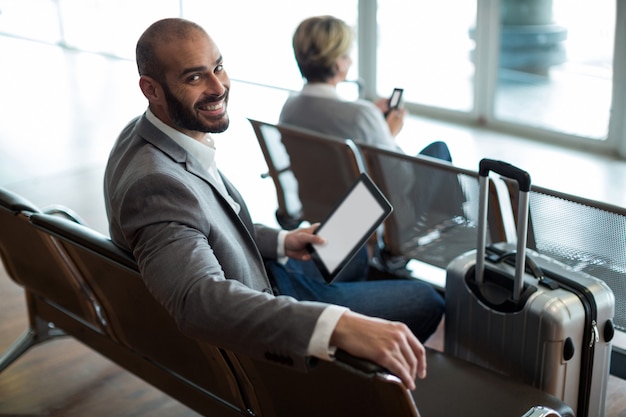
292, 15, 354, 82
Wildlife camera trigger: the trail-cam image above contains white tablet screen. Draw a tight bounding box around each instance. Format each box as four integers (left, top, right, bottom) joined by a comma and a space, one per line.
308, 173, 392, 282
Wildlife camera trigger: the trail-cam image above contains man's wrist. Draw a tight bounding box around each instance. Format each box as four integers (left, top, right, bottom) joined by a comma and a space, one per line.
307, 305, 349, 361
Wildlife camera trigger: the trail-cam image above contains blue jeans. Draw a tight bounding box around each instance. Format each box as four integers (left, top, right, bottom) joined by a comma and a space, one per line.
266, 247, 444, 342
419, 141, 452, 162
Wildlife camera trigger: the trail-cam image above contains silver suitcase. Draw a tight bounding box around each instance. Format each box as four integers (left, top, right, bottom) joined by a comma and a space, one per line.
444, 159, 615, 417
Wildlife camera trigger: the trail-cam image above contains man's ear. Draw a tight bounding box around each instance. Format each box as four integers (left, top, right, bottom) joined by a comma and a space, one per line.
139, 75, 161, 102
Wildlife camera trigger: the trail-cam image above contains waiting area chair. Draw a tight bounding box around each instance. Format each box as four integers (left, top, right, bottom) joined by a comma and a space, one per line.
277, 123, 366, 224
29, 211, 250, 415
248, 118, 304, 229
249, 118, 365, 225
356, 142, 507, 270
0, 186, 574, 416
0, 188, 109, 373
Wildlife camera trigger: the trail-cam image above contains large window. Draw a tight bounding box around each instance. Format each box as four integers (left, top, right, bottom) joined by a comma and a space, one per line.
182, 1, 358, 92
377, 0, 477, 113
375, 0, 620, 153
494, 0, 615, 140
0, 0, 624, 156
0, 0, 62, 43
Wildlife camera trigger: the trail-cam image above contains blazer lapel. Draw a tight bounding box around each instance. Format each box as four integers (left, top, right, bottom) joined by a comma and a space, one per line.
221, 173, 255, 234
136, 115, 256, 235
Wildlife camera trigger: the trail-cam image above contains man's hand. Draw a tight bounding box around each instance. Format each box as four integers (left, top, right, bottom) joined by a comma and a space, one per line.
283, 223, 325, 261
330, 311, 426, 390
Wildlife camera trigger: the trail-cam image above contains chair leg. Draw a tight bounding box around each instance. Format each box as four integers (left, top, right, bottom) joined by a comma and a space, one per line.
0, 316, 66, 373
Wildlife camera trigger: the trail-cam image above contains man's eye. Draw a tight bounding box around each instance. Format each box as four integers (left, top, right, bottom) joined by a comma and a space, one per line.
189, 74, 201, 82
215, 64, 224, 73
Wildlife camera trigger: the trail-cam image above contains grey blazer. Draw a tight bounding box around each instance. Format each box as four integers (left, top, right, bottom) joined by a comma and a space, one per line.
104, 114, 328, 369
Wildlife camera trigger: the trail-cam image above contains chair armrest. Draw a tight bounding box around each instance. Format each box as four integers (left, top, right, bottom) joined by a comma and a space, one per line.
334, 349, 390, 375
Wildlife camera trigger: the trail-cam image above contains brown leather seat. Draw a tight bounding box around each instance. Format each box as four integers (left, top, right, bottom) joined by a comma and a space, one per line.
277, 123, 365, 224
0, 187, 109, 374
248, 118, 304, 229
230, 348, 421, 417
29, 212, 250, 416
0, 187, 107, 334
414, 349, 573, 417
229, 346, 573, 417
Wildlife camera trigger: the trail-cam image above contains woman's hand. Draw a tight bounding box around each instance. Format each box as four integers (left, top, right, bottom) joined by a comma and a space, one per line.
375, 97, 405, 137
385, 107, 406, 137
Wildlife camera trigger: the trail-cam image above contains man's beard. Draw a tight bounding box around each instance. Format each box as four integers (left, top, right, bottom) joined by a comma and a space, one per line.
162, 83, 230, 134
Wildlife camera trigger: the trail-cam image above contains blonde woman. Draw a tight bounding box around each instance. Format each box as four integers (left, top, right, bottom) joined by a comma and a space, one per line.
280, 15, 451, 161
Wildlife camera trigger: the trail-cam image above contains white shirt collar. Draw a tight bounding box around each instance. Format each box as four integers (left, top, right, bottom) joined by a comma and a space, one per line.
145, 108, 216, 172
144, 109, 240, 213
301, 83, 340, 99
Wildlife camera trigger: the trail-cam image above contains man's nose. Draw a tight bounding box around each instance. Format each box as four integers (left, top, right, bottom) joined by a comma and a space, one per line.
204, 74, 226, 97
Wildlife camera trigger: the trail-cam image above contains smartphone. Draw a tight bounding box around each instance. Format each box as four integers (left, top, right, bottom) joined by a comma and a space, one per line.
385, 88, 404, 116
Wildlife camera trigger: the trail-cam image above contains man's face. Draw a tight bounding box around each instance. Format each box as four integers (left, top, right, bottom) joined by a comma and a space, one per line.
156, 31, 231, 137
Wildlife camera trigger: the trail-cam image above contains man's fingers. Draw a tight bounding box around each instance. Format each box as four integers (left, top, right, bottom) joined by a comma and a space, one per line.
399, 335, 419, 381
410, 336, 427, 380
386, 356, 416, 391
380, 329, 422, 390
331, 313, 427, 390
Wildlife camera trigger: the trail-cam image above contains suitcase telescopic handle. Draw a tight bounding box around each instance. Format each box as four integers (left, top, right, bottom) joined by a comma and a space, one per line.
478, 159, 531, 192
476, 159, 532, 301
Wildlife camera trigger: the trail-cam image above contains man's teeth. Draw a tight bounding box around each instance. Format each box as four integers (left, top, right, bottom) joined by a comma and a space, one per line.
200, 102, 223, 111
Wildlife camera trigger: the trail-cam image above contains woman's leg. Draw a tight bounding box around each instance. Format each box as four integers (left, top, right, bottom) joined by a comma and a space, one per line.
419, 141, 452, 162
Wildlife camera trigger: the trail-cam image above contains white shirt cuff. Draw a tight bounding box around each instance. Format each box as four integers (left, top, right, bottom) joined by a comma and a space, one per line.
307, 305, 349, 361
277, 230, 288, 261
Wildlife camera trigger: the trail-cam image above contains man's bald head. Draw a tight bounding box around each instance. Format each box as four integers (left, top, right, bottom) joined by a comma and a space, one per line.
136, 18, 207, 83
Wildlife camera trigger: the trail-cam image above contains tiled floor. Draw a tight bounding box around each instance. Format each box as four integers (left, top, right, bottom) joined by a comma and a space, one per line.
1, 34, 625, 416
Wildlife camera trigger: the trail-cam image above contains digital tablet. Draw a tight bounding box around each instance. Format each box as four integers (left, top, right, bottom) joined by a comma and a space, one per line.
307, 173, 393, 283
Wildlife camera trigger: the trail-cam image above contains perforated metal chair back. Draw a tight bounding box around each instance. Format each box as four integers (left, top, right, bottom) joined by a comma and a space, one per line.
356, 144, 506, 269
503, 180, 626, 334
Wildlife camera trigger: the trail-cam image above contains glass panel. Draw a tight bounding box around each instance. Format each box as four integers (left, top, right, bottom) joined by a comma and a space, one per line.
376, 1, 477, 112
494, 0, 615, 140
0, 0, 62, 42
182, 1, 358, 93
57, 0, 180, 58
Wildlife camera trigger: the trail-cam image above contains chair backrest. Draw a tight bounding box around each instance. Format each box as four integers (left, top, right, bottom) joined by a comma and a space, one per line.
356, 143, 506, 269
248, 118, 303, 229
29, 212, 251, 414
230, 349, 421, 417
277, 123, 365, 224
503, 180, 626, 335
0, 187, 108, 333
